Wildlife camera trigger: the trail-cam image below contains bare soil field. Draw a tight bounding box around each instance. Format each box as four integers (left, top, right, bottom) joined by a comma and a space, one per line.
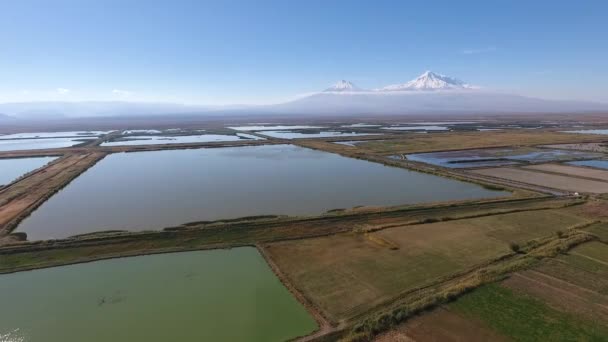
343, 131, 607, 155
263, 207, 589, 323
373, 308, 507, 342
544, 142, 608, 153
471, 167, 608, 193
525, 163, 608, 181
573, 201, 608, 220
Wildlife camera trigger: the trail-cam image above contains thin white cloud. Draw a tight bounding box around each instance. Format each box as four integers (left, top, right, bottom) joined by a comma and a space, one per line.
461, 46, 497, 55
56, 88, 70, 95
112, 89, 133, 97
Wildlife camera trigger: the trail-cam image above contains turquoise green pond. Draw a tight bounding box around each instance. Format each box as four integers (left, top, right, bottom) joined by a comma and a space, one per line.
0, 247, 317, 342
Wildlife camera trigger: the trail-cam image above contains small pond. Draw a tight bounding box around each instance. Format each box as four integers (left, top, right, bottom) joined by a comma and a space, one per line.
0, 157, 57, 185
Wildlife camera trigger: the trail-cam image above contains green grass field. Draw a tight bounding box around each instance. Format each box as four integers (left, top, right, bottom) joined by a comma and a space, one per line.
584, 222, 608, 242
570, 241, 608, 264
557, 241, 608, 278
450, 283, 608, 341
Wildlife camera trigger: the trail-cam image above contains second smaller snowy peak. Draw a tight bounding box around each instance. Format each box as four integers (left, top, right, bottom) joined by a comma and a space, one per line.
324, 80, 364, 92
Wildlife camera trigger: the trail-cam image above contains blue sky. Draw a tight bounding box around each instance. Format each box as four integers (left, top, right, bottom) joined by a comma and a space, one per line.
1, 0, 607, 104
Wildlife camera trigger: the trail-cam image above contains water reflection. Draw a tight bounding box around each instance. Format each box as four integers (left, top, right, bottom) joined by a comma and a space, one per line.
17, 144, 508, 240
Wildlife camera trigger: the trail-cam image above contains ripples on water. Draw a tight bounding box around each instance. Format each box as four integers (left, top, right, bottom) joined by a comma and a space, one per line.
0, 329, 25, 342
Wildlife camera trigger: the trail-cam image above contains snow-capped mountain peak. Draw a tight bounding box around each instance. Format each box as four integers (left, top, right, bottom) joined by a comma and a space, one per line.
380, 71, 475, 91
324, 80, 362, 92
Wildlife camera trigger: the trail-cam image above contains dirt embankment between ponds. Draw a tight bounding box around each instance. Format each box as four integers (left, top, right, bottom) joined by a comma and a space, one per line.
258, 245, 337, 341
0, 152, 106, 242
0, 137, 284, 159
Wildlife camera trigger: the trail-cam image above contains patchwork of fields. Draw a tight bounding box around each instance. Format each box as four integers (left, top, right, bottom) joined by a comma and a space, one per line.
2, 122, 608, 341
372, 223, 608, 341
264, 208, 590, 322
524, 163, 608, 181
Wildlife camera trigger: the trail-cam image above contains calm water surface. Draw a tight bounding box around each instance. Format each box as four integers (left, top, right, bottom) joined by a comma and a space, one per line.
398, 121, 478, 125
0, 137, 95, 152
0, 248, 317, 342
381, 125, 449, 131
228, 125, 324, 131
121, 129, 162, 134
340, 123, 381, 127
101, 133, 262, 146
333, 140, 386, 146
0, 157, 57, 185
260, 131, 379, 139
17, 144, 507, 240
0, 131, 109, 139
406, 148, 603, 168
563, 129, 608, 135
568, 159, 608, 170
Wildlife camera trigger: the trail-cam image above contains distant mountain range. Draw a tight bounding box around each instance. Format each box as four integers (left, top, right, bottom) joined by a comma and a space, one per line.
1, 71, 607, 118
274, 71, 607, 115
269, 91, 607, 115
323, 71, 475, 92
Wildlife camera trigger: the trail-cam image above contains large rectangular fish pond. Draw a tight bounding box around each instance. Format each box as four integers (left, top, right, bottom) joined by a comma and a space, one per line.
16, 144, 508, 240
0, 247, 317, 342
